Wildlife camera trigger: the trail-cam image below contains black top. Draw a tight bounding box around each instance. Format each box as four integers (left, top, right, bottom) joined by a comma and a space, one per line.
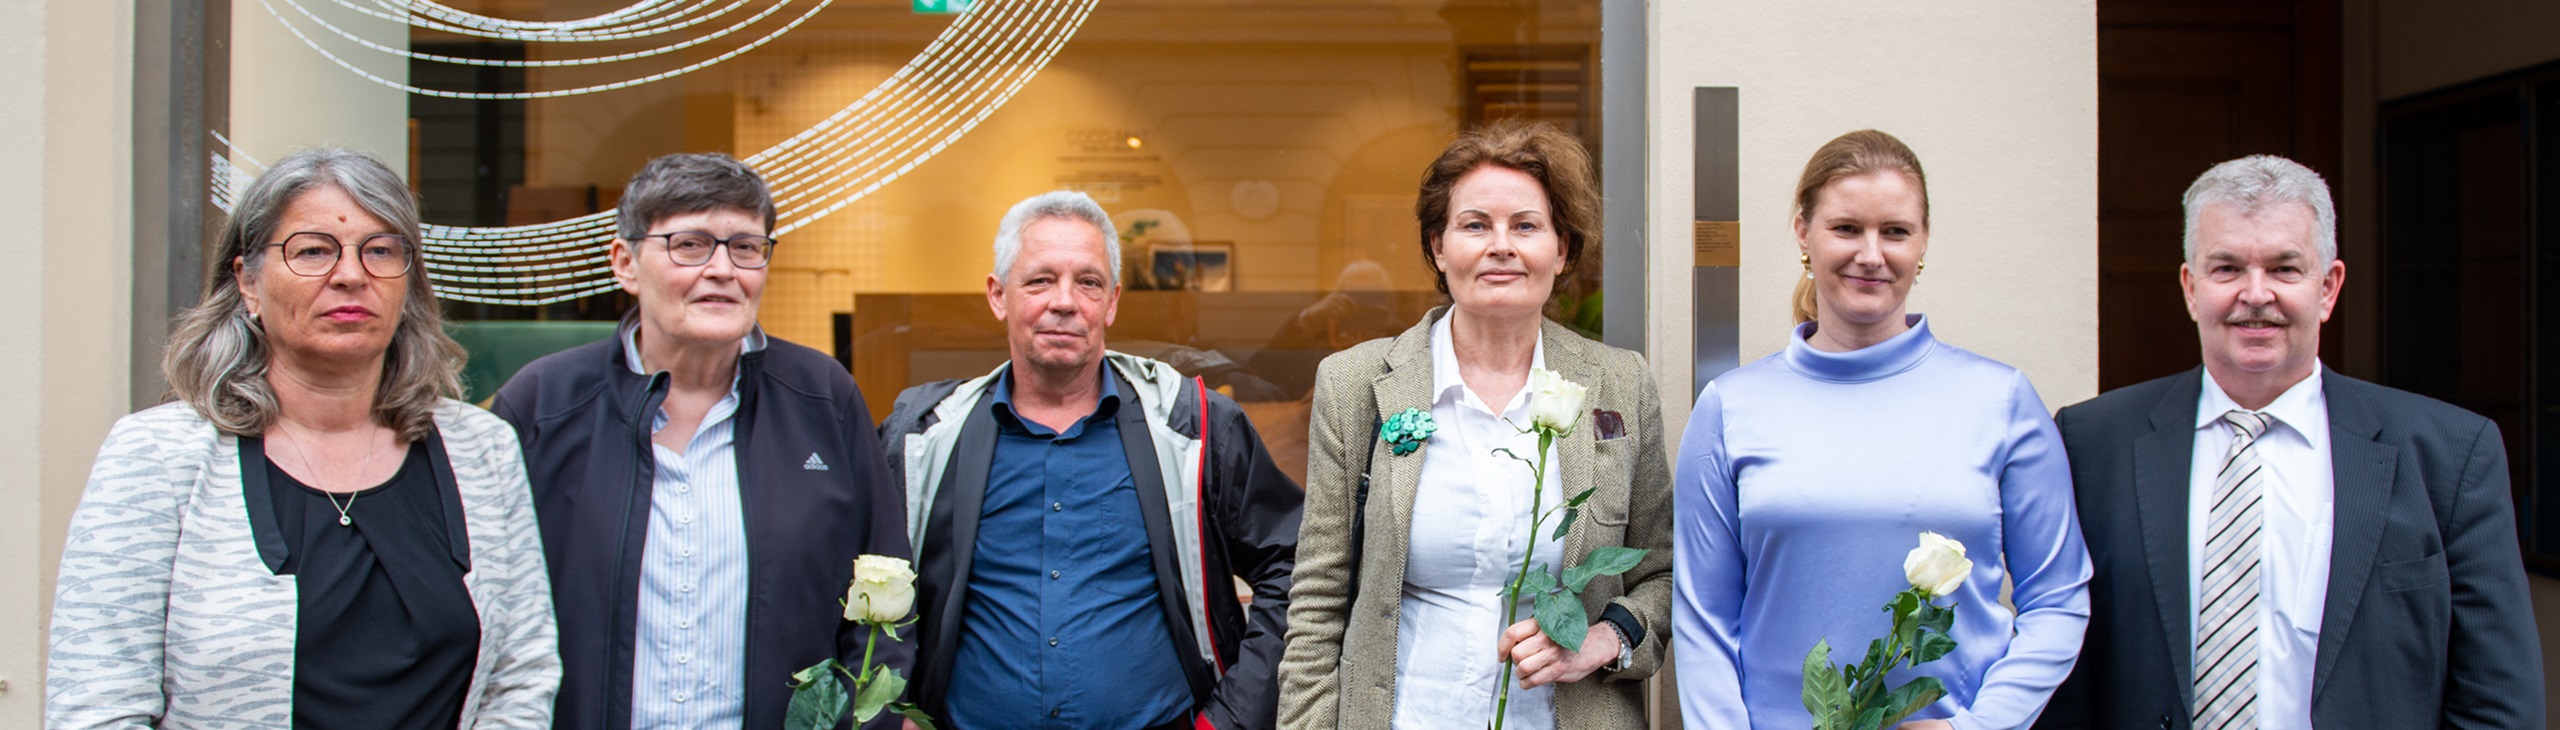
258, 438, 481, 730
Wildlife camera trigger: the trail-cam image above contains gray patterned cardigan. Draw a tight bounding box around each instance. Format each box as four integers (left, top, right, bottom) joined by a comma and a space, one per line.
47, 399, 560, 729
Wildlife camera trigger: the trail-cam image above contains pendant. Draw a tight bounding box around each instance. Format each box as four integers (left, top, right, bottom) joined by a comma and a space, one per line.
339, 515, 352, 526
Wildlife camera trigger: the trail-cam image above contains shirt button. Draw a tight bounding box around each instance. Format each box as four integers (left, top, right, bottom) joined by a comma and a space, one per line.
679, 515, 694, 524
677, 485, 690, 494
678, 619, 692, 629
674, 691, 688, 702
681, 584, 695, 593
1050, 570, 1061, 579
681, 548, 694, 558
1052, 502, 1063, 511
1048, 637, 1058, 646
678, 654, 691, 664
1051, 709, 1061, 718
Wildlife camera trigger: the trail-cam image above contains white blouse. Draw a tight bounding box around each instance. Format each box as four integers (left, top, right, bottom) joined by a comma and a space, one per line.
1392, 316, 1564, 730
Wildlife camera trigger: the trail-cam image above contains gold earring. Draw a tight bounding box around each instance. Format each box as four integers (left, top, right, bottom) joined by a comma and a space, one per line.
1917, 260, 1926, 275
1801, 253, 1813, 280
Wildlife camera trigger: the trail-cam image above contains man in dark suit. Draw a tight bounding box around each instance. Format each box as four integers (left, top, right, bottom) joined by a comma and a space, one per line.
2039, 155, 2542, 729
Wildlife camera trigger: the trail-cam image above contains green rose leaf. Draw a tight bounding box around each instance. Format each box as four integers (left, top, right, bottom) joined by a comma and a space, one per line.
1564, 486, 1597, 508
1912, 630, 1959, 664
1874, 676, 1947, 729
1852, 705, 1891, 730
1801, 638, 1850, 729
851, 664, 908, 722
1514, 564, 1557, 602
1887, 590, 1922, 619
1561, 547, 1648, 593
785, 659, 850, 730
893, 702, 940, 730
1533, 584, 1590, 653
1553, 507, 1578, 541
1855, 636, 1889, 684
1916, 601, 1956, 637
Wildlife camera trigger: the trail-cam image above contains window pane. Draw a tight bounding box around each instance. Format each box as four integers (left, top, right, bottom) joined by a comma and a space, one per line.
225, 0, 1605, 483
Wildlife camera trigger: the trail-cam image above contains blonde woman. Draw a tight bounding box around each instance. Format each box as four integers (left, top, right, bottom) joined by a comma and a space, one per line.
1673, 130, 2091, 728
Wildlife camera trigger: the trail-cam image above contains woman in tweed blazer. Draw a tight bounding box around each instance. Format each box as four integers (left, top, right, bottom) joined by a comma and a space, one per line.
1278, 122, 1673, 729
47, 149, 557, 729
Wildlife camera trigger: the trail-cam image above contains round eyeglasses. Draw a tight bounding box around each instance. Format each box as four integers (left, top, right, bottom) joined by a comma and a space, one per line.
263, 232, 415, 278
638, 231, 778, 269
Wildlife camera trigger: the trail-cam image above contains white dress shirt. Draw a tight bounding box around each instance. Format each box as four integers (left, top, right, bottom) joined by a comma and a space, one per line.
624, 324, 764, 730
1392, 317, 1563, 730
2188, 366, 2334, 730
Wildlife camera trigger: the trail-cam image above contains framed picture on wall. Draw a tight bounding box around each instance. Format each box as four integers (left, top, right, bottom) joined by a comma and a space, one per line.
1150, 242, 1234, 292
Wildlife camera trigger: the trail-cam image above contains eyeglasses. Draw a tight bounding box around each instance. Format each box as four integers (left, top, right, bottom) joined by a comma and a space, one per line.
263, 232, 414, 278
638, 231, 778, 269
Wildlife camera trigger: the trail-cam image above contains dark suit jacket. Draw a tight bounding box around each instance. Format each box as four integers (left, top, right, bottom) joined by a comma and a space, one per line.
2038, 367, 2542, 729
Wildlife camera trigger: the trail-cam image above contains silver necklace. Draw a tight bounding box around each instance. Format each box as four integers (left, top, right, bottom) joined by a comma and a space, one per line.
326, 490, 357, 527
283, 426, 386, 528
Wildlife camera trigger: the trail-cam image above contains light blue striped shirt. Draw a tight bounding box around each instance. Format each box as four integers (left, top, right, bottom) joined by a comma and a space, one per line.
623, 323, 763, 730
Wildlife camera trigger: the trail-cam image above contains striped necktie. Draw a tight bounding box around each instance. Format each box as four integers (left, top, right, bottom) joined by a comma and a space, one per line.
2196, 409, 2273, 729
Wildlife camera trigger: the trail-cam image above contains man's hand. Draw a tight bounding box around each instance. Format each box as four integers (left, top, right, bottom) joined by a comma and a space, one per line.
1897, 720, 1953, 730
1495, 619, 1618, 688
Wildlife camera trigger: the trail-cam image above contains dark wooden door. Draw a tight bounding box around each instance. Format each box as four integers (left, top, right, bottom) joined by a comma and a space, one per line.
2097, 0, 2341, 390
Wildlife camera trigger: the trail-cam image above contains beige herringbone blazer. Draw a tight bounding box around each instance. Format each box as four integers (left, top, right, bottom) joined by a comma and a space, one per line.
1278, 308, 1674, 730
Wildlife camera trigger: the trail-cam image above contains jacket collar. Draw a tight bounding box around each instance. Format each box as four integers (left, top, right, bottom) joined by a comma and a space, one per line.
1371, 306, 1613, 583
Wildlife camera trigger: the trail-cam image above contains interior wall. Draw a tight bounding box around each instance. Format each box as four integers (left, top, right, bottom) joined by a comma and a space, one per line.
732, 18, 1578, 349
1646, 0, 2101, 431
0, 0, 135, 723
227, 0, 408, 173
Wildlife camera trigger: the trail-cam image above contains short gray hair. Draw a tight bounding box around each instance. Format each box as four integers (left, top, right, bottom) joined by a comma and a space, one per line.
165, 147, 465, 441
616, 152, 777, 240
2181, 154, 2337, 264
992, 191, 1118, 282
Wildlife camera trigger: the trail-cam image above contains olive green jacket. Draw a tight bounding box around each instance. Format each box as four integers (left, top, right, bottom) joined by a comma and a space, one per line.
1278, 308, 1674, 730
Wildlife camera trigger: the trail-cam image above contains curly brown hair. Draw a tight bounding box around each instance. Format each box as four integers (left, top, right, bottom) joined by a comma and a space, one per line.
1413, 120, 1600, 300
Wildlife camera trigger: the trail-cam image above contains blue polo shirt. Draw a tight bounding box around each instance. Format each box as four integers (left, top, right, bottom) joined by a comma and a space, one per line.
945, 367, 1194, 729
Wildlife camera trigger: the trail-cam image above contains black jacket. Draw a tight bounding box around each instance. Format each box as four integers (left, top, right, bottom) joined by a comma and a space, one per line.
880, 365, 1301, 730
2037, 367, 2542, 729
492, 332, 913, 730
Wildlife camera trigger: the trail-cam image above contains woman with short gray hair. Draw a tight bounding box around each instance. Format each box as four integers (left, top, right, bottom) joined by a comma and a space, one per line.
48, 148, 559, 728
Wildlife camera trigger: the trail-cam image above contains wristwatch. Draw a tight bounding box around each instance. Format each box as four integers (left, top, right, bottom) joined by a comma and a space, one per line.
1606, 622, 1634, 671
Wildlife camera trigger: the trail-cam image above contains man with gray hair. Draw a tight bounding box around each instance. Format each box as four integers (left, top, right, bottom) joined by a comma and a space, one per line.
2038, 155, 2542, 729
495, 152, 911, 729
879, 190, 1301, 728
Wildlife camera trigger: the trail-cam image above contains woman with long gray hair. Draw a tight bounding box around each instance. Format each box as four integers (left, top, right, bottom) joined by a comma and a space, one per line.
47, 148, 559, 728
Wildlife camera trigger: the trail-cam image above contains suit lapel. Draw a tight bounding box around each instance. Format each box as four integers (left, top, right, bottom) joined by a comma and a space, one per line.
2132, 369, 2204, 707
1545, 321, 1604, 563
1371, 312, 1439, 592
2311, 371, 2396, 704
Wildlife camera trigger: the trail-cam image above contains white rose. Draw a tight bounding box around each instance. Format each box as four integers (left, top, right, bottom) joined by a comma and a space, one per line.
1903, 532, 1972, 598
846, 554, 918, 624
1525, 367, 1589, 436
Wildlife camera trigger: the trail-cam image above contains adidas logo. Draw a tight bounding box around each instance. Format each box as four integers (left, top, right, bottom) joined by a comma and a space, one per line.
802, 453, 829, 471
